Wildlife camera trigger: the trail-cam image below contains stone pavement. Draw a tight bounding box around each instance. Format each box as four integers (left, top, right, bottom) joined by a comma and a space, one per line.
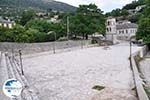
23, 43, 141, 100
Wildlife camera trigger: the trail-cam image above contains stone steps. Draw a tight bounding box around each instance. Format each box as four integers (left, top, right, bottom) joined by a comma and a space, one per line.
0, 52, 10, 100
0, 52, 39, 100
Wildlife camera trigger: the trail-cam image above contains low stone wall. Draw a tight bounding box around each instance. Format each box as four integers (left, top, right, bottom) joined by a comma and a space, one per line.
0, 40, 91, 55
131, 46, 149, 100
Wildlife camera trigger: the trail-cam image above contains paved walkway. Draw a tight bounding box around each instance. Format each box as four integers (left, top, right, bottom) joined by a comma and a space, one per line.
23, 43, 141, 100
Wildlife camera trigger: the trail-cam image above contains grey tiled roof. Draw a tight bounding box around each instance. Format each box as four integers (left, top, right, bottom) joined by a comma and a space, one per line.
116, 23, 138, 30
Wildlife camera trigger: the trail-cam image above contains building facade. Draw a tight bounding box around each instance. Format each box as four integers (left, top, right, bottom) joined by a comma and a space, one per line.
0, 19, 15, 28
127, 5, 146, 15
116, 21, 138, 40
106, 17, 138, 43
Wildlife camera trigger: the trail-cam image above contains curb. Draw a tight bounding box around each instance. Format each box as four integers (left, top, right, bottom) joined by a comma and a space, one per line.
131, 47, 149, 100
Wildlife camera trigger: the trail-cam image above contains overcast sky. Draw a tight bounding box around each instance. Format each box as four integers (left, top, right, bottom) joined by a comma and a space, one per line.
55, 0, 134, 13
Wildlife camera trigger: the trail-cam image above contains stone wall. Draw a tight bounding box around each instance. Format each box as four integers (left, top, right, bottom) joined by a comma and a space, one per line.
131, 46, 149, 100
0, 40, 91, 55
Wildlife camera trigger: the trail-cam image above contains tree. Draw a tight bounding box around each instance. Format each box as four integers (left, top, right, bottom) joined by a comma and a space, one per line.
136, 18, 150, 43
111, 9, 122, 17
123, 0, 145, 10
106, 8, 129, 17
20, 10, 36, 26
136, 0, 150, 44
25, 20, 51, 33
25, 28, 38, 42
121, 9, 129, 16
70, 4, 105, 39
128, 13, 142, 23
25, 19, 66, 41
12, 25, 27, 42
0, 27, 14, 42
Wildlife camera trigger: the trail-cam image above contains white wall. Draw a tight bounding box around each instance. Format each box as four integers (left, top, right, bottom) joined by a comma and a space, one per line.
117, 28, 137, 40
0, 23, 14, 28
3, 23, 7, 27
106, 34, 118, 44
106, 18, 117, 34
8, 23, 12, 28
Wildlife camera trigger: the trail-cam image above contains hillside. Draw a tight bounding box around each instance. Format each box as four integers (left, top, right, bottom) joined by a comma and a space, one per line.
0, 0, 76, 16
105, 0, 146, 23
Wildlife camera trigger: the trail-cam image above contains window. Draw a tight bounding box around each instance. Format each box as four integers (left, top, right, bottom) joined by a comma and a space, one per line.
107, 28, 109, 32
7, 24, 9, 27
119, 31, 121, 34
107, 21, 110, 25
110, 28, 111, 32
126, 30, 128, 34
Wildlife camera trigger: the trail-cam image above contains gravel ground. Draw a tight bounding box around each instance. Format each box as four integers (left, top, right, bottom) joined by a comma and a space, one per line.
23, 43, 141, 100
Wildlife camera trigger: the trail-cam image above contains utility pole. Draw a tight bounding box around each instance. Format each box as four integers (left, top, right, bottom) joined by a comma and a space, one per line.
67, 16, 69, 40
47, 31, 56, 54
53, 32, 56, 54
19, 50, 24, 75
129, 39, 132, 70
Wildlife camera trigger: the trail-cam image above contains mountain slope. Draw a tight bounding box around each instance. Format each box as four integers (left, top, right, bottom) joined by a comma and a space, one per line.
0, 0, 76, 12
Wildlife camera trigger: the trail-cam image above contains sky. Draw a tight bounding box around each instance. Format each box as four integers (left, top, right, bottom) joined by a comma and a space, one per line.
55, 0, 134, 13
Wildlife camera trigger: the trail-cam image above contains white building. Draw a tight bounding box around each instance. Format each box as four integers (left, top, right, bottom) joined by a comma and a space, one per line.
106, 17, 118, 44
135, 5, 146, 12
106, 17, 138, 43
116, 21, 137, 40
48, 15, 60, 23
127, 5, 146, 14
0, 19, 15, 28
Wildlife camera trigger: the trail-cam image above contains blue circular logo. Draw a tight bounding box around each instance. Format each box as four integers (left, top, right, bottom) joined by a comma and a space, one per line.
3, 79, 23, 98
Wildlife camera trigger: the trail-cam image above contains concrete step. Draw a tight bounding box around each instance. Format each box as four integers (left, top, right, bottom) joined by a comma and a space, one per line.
7, 55, 39, 100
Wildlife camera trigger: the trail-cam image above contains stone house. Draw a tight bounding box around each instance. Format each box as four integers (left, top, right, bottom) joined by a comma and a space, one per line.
106, 17, 138, 43
116, 21, 138, 40
0, 19, 15, 28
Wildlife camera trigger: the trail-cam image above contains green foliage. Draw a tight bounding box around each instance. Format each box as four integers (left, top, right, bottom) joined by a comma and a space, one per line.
0, 4, 105, 43
144, 86, 150, 98
0, 0, 76, 17
105, 0, 145, 18
20, 10, 36, 26
105, 8, 129, 17
121, 9, 129, 16
0, 27, 13, 42
0, 19, 68, 43
128, 13, 142, 23
70, 4, 105, 39
111, 9, 122, 17
136, 0, 150, 43
142, 0, 150, 17
136, 18, 150, 43
25, 20, 50, 33
0, 25, 28, 42
123, 0, 145, 10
